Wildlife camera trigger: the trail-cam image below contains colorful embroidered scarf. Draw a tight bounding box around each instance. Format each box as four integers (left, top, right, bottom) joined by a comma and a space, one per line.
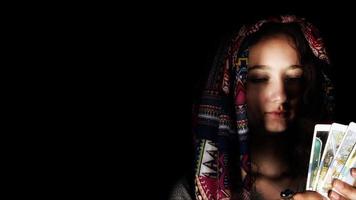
193, 15, 334, 200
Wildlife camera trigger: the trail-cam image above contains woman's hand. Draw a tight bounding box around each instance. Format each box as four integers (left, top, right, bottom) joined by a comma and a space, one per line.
293, 168, 356, 200
327, 168, 356, 200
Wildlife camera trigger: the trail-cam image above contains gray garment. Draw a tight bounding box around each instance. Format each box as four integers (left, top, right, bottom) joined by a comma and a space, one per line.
169, 178, 193, 200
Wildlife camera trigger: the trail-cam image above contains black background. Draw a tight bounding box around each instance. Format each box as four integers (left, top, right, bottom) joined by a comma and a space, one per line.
13, 3, 356, 199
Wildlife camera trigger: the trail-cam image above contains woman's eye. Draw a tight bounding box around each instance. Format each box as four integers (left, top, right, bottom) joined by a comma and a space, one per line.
248, 77, 268, 83
285, 76, 303, 84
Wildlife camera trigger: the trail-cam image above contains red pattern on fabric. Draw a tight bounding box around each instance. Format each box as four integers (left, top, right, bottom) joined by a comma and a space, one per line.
197, 176, 218, 200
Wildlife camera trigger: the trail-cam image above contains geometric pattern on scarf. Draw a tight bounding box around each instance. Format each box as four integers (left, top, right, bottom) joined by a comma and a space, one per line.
194, 15, 334, 200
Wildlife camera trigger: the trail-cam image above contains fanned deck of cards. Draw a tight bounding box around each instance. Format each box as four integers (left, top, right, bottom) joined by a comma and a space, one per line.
306, 122, 356, 198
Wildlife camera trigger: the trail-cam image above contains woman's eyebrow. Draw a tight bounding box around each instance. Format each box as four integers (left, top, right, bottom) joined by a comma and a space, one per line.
248, 64, 303, 72
288, 65, 304, 70
247, 65, 270, 72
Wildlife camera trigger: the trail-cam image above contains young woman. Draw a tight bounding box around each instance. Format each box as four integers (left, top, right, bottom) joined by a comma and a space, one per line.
170, 15, 355, 200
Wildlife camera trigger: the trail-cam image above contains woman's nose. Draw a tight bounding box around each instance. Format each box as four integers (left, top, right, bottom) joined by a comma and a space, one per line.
268, 80, 286, 103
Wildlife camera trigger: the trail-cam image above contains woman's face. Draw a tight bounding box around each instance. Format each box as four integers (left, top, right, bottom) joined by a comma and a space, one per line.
246, 34, 304, 133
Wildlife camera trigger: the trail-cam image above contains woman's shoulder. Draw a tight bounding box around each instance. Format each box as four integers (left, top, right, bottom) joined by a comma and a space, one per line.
169, 177, 193, 200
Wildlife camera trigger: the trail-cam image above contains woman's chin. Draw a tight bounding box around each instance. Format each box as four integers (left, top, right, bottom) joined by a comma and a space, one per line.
265, 121, 287, 133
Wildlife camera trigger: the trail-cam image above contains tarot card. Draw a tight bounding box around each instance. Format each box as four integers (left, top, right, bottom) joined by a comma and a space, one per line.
338, 141, 356, 186
317, 122, 356, 197
313, 123, 348, 190
306, 124, 331, 190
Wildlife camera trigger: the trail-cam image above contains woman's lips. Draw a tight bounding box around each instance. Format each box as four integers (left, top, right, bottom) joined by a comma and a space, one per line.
265, 111, 288, 118
266, 111, 285, 115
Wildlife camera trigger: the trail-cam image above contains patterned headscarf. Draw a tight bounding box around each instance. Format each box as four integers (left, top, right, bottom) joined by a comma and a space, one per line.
193, 15, 334, 200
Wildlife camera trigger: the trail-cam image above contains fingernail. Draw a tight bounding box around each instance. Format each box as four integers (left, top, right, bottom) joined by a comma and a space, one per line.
351, 168, 356, 177
332, 179, 343, 191
329, 190, 340, 200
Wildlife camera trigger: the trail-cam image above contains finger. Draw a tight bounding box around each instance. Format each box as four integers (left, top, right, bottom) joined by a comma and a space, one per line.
332, 179, 356, 200
293, 191, 324, 200
351, 168, 356, 179
329, 190, 347, 200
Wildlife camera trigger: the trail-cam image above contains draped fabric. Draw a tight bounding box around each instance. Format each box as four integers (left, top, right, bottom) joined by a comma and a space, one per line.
193, 15, 334, 200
